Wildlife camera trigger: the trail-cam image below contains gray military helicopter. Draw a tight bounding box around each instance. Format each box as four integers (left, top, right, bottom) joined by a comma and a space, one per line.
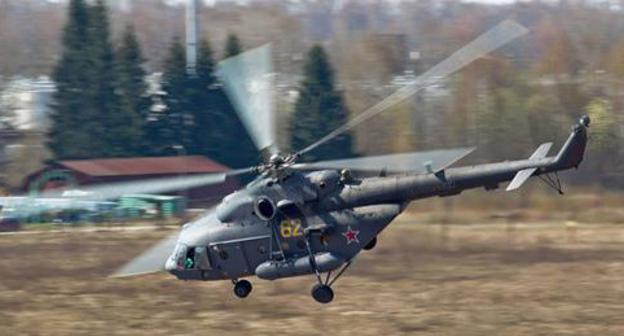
111, 20, 591, 303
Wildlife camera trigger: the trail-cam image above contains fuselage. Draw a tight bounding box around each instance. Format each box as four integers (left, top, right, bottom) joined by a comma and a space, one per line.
166, 117, 589, 282
166, 168, 404, 281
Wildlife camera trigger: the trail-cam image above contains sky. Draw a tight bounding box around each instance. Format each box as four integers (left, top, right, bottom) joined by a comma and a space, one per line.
42, 0, 524, 6
182, 0, 523, 7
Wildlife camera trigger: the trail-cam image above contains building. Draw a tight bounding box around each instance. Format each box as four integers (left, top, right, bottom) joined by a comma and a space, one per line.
23, 156, 239, 206
0, 76, 54, 132
0, 76, 55, 188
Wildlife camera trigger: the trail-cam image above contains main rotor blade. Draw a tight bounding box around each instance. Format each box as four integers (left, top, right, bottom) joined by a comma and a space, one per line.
0, 168, 254, 220
295, 20, 529, 157
217, 44, 279, 160
293, 147, 475, 174
39, 167, 254, 202
111, 207, 218, 278
110, 230, 180, 278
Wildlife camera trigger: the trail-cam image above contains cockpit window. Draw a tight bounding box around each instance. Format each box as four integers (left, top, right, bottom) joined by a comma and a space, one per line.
171, 244, 188, 270
170, 244, 213, 270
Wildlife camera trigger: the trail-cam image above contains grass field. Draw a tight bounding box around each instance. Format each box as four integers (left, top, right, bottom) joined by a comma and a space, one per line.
1, 216, 624, 335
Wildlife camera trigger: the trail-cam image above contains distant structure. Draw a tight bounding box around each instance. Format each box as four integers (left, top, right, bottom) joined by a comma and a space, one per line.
372, 33, 409, 75
24, 156, 239, 205
0, 76, 54, 132
186, 0, 200, 76
0, 76, 54, 188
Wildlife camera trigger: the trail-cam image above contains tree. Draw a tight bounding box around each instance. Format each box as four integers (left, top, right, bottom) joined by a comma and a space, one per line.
188, 39, 217, 157
291, 45, 354, 160
48, 0, 94, 159
223, 33, 242, 59
50, 0, 145, 159
116, 25, 150, 156
585, 98, 620, 153
86, 0, 125, 157
189, 39, 258, 167
151, 37, 191, 154
584, 97, 623, 187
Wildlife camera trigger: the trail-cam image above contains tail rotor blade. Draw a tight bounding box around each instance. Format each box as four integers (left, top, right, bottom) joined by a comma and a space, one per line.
295, 20, 529, 157
218, 44, 279, 159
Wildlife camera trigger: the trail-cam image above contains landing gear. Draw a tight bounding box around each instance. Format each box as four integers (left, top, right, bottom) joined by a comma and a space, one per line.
364, 236, 377, 250
233, 279, 252, 299
307, 260, 353, 304
311, 284, 334, 304
302, 228, 352, 304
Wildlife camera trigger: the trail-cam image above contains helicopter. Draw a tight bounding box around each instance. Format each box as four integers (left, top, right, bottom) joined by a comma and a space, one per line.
109, 20, 591, 304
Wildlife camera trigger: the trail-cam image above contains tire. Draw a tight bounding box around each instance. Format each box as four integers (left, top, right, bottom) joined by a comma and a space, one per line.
233, 280, 252, 298
311, 284, 334, 304
364, 236, 377, 251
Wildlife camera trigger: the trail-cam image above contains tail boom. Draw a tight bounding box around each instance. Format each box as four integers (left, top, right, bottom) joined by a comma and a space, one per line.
319, 116, 590, 210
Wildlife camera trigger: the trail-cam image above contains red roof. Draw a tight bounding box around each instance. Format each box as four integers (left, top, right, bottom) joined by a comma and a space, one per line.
57, 156, 230, 177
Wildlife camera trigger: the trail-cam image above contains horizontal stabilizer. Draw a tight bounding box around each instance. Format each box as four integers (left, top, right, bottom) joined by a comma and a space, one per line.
293, 147, 475, 175
506, 168, 537, 191
506, 142, 552, 191
529, 142, 553, 160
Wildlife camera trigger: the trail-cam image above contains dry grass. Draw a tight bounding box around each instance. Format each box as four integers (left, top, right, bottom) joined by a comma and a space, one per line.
1, 216, 624, 335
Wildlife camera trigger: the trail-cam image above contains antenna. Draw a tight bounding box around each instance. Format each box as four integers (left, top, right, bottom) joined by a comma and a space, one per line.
186, 0, 199, 76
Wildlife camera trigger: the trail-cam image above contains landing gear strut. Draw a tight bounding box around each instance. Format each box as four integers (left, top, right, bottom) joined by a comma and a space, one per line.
303, 229, 354, 304
308, 260, 353, 304
233, 279, 252, 299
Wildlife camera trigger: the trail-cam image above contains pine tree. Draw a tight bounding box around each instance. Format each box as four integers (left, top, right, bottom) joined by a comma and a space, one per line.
86, 0, 124, 157
116, 25, 150, 156
215, 88, 259, 168
156, 37, 192, 153
50, 0, 146, 160
291, 45, 354, 160
48, 0, 94, 159
188, 39, 218, 157
189, 39, 257, 167
223, 33, 242, 59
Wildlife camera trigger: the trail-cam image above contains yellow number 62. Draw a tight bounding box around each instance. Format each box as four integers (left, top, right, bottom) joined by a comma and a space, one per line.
280, 220, 303, 238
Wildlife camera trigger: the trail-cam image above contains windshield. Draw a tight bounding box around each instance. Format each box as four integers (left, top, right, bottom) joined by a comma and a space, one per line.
170, 244, 188, 271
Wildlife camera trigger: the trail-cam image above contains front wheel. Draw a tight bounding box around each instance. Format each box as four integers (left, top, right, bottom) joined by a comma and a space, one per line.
233, 280, 252, 299
311, 284, 334, 304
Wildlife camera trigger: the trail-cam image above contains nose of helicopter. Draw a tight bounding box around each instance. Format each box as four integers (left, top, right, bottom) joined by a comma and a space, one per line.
164, 212, 222, 275
164, 242, 186, 274
164, 254, 178, 272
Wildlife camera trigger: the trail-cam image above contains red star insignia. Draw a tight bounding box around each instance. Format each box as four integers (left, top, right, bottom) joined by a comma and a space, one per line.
342, 226, 360, 245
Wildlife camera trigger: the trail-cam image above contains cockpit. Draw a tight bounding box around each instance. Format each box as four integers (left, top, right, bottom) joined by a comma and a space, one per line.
166, 243, 212, 272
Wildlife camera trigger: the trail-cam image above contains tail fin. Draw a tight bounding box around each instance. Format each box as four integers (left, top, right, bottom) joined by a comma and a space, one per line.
506, 115, 590, 192
552, 115, 590, 170
506, 142, 553, 191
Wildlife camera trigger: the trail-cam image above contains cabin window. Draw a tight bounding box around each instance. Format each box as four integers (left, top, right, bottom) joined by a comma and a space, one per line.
193, 247, 212, 270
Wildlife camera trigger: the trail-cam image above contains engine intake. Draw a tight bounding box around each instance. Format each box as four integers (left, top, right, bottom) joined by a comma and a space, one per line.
255, 197, 275, 221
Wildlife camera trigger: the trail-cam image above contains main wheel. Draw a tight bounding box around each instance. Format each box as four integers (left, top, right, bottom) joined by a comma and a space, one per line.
311, 284, 334, 304
233, 280, 252, 299
364, 236, 377, 251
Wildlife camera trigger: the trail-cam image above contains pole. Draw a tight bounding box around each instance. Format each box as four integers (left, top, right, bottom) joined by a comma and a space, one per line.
172, 145, 188, 215
186, 0, 199, 76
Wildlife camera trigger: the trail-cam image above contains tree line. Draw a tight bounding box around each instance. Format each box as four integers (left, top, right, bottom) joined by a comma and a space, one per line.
49, 0, 352, 168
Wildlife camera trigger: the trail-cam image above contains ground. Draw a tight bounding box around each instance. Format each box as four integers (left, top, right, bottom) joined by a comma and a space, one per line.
1, 216, 624, 335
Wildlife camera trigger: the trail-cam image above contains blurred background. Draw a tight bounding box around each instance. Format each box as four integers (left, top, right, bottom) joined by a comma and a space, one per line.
1, 1, 624, 334
0, 0, 622, 222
